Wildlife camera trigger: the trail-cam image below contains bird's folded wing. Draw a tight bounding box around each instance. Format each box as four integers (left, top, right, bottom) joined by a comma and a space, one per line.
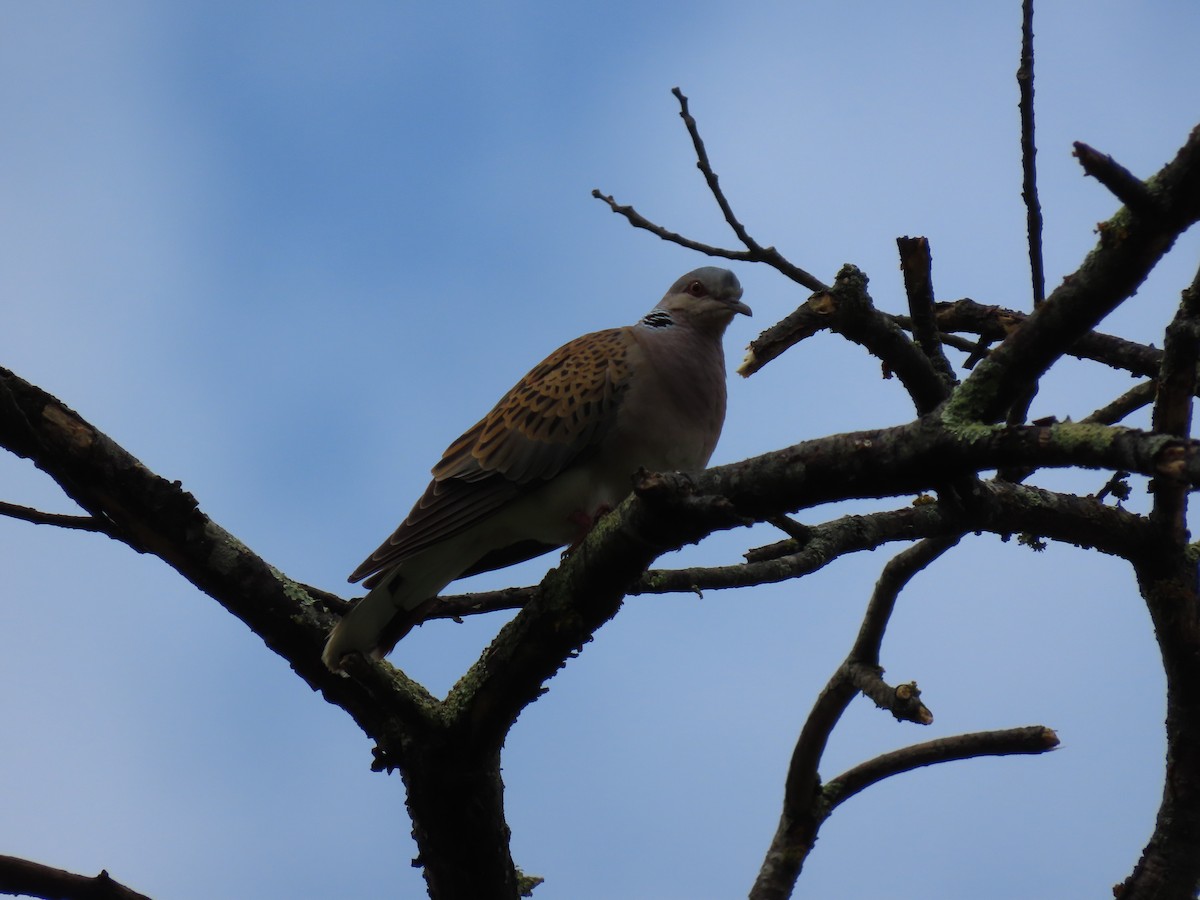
349, 327, 634, 584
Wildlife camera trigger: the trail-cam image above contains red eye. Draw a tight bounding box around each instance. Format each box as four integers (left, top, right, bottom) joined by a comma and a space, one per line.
687, 280, 706, 297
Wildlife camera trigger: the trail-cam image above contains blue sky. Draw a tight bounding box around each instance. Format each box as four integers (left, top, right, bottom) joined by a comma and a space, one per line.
2, 3, 1199, 898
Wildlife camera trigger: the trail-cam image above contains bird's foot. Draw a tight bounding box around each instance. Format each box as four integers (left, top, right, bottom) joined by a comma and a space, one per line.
560, 505, 613, 558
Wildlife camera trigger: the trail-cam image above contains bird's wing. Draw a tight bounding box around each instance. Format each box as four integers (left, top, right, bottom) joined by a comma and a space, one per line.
349, 327, 633, 584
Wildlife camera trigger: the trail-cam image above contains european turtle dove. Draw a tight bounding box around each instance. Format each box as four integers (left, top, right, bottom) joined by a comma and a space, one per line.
322, 267, 749, 671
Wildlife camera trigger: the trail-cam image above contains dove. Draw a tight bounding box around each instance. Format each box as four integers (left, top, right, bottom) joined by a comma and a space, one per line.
322, 266, 749, 671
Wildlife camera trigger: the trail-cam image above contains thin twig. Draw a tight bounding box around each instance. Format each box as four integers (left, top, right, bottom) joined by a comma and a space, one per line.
1018, 0, 1046, 307
1012, 3, 1046, 443
0, 499, 118, 535
672, 86, 761, 254
591, 190, 760, 263
427, 585, 537, 621
1082, 380, 1157, 426
594, 88, 829, 295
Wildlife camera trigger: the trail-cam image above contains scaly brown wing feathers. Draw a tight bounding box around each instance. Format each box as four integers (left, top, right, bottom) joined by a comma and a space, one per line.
349, 327, 633, 584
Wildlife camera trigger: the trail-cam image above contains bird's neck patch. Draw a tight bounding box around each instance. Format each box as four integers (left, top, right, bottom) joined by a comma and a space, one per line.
639, 308, 675, 329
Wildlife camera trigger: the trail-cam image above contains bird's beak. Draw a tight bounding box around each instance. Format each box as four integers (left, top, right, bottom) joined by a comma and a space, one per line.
731, 299, 752, 317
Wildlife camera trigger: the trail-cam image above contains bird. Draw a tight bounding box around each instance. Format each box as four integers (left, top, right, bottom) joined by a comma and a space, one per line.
322, 266, 750, 672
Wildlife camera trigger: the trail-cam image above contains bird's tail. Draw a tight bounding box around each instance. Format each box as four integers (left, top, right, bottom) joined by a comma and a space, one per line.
321, 572, 433, 672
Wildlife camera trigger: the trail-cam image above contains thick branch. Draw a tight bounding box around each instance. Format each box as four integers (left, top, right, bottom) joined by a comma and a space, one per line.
440, 413, 1178, 752
1074, 141, 1161, 217
0, 367, 440, 748
740, 265, 949, 414
897, 236, 957, 388
826, 726, 1060, 808
638, 479, 1149, 600
0, 855, 152, 900
1119, 557, 1200, 899
1, 361, 1192, 900
1121, 269, 1200, 900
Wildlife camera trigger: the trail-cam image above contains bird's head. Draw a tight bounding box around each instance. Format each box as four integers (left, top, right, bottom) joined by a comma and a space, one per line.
655, 267, 751, 334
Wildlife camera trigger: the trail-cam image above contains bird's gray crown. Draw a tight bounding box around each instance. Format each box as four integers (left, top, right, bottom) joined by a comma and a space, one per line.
667, 266, 743, 301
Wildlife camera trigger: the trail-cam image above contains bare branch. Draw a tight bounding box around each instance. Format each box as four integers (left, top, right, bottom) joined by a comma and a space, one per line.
636, 504, 951, 594
433, 480, 1150, 632
1003, 49, 1060, 491
1073, 141, 1161, 217
736, 289, 835, 377
670, 88, 828, 293
1018, 0, 1046, 307
1149, 263, 1200, 542
590, 189, 759, 263
749, 536, 956, 900
765, 514, 813, 543
0, 366, 440, 744
1123, 553, 1200, 899
593, 89, 829, 296
930, 298, 1169, 380
427, 585, 536, 621
740, 265, 950, 414
0, 854, 153, 900
672, 86, 760, 252
852, 536, 960, 662
942, 124, 1200, 424
897, 236, 957, 388
826, 726, 1060, 808
0, 499, 118, 535
1082, 381, 1157, 426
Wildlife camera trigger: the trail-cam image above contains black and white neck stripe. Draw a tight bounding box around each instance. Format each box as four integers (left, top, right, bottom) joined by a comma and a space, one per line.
639, 308, 675, 329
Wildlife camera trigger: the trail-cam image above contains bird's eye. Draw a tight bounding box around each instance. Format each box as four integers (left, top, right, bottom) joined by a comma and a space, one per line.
686, 280, 706, 297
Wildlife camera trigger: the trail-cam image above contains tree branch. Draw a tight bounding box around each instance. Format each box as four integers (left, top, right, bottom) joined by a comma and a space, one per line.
739, 264, 951, 414
0, 499, 118, 535
749, 537, 952, 900
1074, 141, 1161, 217
0, 366, 440, 748
825, 725, 1060, 808
593, 88, 829, 295
671, 87, 828, 293
0, 854, 152, 900
1018, 0, 1046, 308
591, 190, 761, 264
897, 236, 957, 389
1083, 381, 1157, 426
1149, 263, 1200, 542
942, 124, 1200, 424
